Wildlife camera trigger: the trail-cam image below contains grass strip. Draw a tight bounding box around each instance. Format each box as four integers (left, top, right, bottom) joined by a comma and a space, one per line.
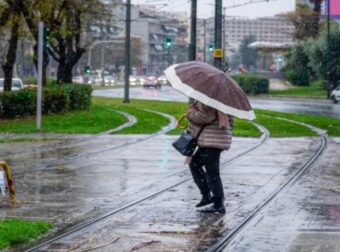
0, 104, 127, 134
1, 97, 337, 137
0, 219, 52, 250
256, 109, 340, 136
268, 80, 326, 98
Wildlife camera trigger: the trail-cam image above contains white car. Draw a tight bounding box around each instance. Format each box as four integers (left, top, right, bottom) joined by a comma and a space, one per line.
331, 85, 340, 104
0, 78, 24, 92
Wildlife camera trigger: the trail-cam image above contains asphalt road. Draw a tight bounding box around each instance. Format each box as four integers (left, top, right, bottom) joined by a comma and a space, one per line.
93, 86, 340, 119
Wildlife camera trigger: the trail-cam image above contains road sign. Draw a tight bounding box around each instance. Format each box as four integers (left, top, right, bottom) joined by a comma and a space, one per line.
213, 48, 223, 58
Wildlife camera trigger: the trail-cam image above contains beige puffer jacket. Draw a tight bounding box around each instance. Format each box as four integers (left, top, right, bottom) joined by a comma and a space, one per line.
187, 102, 233, 150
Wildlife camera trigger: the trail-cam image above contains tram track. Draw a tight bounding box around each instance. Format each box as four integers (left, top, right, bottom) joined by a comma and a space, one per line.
206, 117, 328, 252
23, 121, 270, 252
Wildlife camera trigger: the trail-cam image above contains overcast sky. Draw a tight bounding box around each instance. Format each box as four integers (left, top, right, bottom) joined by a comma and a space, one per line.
131, 0, 296, 18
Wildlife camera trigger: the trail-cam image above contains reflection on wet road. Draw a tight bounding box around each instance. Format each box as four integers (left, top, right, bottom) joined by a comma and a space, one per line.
93, 86, 340, 118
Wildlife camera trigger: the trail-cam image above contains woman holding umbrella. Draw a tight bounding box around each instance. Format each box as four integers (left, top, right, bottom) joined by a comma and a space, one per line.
164, 61, 255, 214
186, 101, 233, 213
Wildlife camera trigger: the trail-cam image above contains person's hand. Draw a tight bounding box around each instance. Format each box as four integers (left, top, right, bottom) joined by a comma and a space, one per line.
184, 156, 193, 164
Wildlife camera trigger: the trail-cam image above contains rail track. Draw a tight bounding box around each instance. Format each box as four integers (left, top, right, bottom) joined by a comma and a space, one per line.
23, 120, 269, 251
206, 117, 328, 252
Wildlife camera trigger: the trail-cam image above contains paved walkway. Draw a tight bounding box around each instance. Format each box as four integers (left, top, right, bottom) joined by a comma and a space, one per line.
1, 129, 339, 251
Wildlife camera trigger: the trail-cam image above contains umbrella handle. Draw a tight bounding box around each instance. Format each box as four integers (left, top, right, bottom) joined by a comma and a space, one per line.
176, 113, 187, 129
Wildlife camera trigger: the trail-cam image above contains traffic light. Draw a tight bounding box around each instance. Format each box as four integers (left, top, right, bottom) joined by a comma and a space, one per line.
84, 66, 92, 74
165, 37, 172, 48
208, 44, 214, 52
44, 27, 50, 50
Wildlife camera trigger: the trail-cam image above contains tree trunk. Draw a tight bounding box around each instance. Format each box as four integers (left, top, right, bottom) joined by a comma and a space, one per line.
57, 42, 85, 84
2, 17, 20, 91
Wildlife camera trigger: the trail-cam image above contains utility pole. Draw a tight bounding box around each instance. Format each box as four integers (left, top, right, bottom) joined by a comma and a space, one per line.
214, 0, 223, 69
188, 0, 197, 61
203, 19, 206, 62
222, 7, 226, 66
326, 0, 331, 99
124, 0, 131, 103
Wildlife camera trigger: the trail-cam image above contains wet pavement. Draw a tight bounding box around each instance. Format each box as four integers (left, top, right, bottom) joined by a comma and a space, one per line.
1, 102, 340, 251
1, 124, 339, 251
93, 86, 340, 118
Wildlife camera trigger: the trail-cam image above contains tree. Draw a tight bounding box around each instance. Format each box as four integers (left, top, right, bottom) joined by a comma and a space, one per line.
288, 1, 323, 40
238, 35, 257, 70
0, 0, 23, 91
305, 23, 340, 92
22, 0, 114, 84
284, 43, 313, 86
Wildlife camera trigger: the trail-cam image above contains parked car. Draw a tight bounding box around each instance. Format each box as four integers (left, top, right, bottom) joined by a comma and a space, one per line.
0, 78, 24, 92
331, 85, 340, 104
143, 76, 161, 89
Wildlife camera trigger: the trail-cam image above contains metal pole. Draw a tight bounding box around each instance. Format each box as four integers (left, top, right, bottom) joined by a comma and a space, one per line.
188, 0, 197, 61
36, 22, 44, 130
214, 0, 222, 69
101, 42, 105, 86
327, 0, 331, 99
222, 7, 226, 66
124, 0, 131, 103
203, 19, 206, 62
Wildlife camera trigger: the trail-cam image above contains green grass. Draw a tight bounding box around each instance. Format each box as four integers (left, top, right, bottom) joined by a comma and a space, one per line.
254, 113, 316, 137
1, 97, 339, 138
0, 219, 52, 250
0, 104, 127, 134
268, 80, 326, 98
256, 109, 340, 136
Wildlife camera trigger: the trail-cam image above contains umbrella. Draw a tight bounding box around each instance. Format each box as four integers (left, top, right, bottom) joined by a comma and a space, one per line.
164, 61, 256, 121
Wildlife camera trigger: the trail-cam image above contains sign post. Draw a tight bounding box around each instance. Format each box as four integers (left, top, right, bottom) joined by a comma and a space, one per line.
36, 22, 44, 130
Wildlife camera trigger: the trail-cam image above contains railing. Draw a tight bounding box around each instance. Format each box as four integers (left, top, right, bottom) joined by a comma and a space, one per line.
0, 161, 16, 205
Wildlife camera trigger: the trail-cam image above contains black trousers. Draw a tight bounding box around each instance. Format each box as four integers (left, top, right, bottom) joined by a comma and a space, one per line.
189, 147, 224, 202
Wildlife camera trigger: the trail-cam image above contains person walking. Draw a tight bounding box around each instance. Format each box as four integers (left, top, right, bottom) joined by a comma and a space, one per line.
186, 101, 233, 214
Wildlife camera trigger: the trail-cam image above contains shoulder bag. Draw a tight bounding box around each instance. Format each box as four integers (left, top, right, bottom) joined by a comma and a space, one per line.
172, 114, 207, 156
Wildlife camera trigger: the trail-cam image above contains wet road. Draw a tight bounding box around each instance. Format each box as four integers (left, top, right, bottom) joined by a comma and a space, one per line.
93, 86, 340, 118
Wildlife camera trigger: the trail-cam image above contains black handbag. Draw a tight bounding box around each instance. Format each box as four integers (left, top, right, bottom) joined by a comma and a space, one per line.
172, 125, 207, 156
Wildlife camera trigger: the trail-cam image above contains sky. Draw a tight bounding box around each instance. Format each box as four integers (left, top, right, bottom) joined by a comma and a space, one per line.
131, 0, 296, 18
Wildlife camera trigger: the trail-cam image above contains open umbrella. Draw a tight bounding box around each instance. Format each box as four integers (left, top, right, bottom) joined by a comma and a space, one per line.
164, 61, 256, 121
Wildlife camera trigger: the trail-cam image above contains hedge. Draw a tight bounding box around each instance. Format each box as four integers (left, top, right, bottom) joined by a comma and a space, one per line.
231, 74, 269, 95
0, 84, 92, 119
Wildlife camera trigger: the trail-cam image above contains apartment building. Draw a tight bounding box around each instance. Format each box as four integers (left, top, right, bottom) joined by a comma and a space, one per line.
201, 15, 294, 60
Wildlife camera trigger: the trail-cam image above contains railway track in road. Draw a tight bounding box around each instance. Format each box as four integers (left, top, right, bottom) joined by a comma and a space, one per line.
207, 117, 328, 252
9, 110, 176, 176
23, 122, 270, 252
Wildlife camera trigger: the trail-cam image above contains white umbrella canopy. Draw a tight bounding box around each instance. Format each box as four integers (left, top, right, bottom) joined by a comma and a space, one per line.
164, 61, 256, 121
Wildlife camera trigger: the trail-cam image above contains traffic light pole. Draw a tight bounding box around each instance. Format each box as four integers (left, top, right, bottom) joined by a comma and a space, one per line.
188, 0, 197, 61
36, 22, 44, 130
214, 0, 222, 69
124, 0, 131, 103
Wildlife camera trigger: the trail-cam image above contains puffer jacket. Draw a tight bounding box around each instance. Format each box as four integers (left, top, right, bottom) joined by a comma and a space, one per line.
187, 102, 233, 150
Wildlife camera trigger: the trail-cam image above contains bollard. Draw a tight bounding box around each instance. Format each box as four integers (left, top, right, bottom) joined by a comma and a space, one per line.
0, 161, 16, 205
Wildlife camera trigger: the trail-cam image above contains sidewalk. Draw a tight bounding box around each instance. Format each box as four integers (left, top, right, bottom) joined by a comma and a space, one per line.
1, 132, 339, 251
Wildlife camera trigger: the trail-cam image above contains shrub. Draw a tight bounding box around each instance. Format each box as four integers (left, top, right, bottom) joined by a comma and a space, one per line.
61, 84, 92, 110
42, 87, 69, 114
231, 74, 269, 95
0, 89, 36, 119
283, 68, 310, 86
0, 84, 92, 119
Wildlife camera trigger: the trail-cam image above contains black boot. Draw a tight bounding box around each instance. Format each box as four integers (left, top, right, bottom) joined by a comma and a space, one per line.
195, 193, 213, 207
200, 200, 225, 214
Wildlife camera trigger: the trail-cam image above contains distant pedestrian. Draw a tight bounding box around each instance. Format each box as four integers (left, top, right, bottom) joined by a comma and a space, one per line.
186, 101, 233, 214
